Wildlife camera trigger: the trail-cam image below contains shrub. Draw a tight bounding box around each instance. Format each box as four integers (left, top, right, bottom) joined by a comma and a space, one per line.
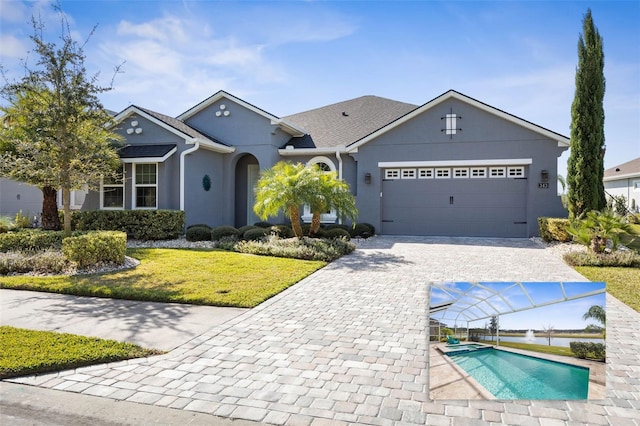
325, 228, 351, 240
627, 213, 640, 225
238, 225, 258, 238
325, 224, 351, 233
0, 250, 68, 275
186, 226, 212, 242
62, 231, 127, 268
538, 217, 572, 242
211, 226, 240, 241
350, 223, 374, 238
0, 217, 12, 234
71, 210, 184, 240
253, 221, 273, 228
186, 223, 211, 230
13, 211, 32, 229
563, 250, 640, 267
270, 225, 294, 239
235, 236, 355, 261
243, 227, 269, 241
570, 341, 605, 360
0, 230, 72, 252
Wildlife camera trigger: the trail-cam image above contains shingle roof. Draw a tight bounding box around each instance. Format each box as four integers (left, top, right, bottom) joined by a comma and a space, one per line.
135, 106, 229, 147
604, 157, 640, 180
119, 144, 176, 159
282, 96, 418, 149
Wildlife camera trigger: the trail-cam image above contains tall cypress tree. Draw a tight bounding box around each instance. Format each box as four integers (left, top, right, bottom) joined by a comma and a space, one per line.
566, 9, 606, 220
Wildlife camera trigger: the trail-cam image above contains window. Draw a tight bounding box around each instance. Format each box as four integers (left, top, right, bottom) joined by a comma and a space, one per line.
134, 163, 157, 209
633, 180, 640, 191
418, 168, 434, 179
508, 166, 525, 178
385, 169, 400, 179
401, 169, 416, 179
445, 113, 458, 135
303, 157, 338, 224
470, 168, 486, 178
490, 167, 506, 178
435, 168, 451, 179
101, 167, 124, 209
453, 168, 469, 178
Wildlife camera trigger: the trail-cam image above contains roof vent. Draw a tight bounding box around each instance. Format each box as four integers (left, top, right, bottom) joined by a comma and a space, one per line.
342, 111, 349, 117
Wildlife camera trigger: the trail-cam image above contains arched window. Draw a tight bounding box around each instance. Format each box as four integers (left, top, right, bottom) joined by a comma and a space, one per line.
302, 157, 338, 224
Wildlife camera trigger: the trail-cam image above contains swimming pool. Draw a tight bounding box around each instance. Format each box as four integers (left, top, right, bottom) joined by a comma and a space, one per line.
448, 348, 589, 399
441, 343, 492, 355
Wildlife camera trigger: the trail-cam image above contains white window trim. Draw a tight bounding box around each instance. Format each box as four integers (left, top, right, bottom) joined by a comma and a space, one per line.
470, 167, 487, 178
453, 168, 469, 178
507, 166, 525, 178
100, 167, 125, 210
385, 169, 400, 180
401, 169, 416, 179
490, 167, 506, 178
133, 163, 158, 210
435, 168, 451, 179
378, 158, 533, 168
418, 168, 434, 179
634, 180, 640, 191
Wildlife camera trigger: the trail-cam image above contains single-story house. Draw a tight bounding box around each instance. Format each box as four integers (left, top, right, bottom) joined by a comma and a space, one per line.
2, 90, 569, 237
604, 157, 640, 213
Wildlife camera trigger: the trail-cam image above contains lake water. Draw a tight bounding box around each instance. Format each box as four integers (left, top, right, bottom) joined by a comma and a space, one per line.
484, 336, 604, 348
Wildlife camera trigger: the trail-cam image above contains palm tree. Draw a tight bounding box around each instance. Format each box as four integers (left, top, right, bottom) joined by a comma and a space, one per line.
568, 210, 633, 253
253, 162, 314, 238
583, 305, 606, 337
307, 166, 358, 236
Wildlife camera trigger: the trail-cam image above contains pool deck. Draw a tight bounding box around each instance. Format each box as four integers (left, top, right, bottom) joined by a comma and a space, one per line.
429, 343, 605, 400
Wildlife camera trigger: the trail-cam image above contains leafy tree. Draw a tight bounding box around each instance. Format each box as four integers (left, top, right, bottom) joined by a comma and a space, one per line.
254, 161, 358, 238
306, 165, 358, 236
566, 9, 606, 219
0, 8, 122, 234
542, 324, 555, 346
568, 210, 632, 253
583, 305, 606, 337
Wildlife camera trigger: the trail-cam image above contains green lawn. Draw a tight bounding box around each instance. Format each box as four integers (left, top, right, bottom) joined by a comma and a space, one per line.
0, 248, 326, 308
0, 326, 161, 379
478, 340, 577, 358
576, 266, 640, 313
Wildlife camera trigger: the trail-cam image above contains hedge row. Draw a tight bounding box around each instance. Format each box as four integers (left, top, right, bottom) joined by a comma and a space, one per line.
71, 210, 184, 240
0, 230, 78, 252
62, 231, 127, 268
569, 341, 605, 360
537, 217, 572, 242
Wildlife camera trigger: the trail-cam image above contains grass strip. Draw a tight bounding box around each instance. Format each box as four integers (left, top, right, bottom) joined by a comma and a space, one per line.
478, 340, 575, 357
0, 248, 326, 308
0, 326, 162, 379
576, 266, 640, 313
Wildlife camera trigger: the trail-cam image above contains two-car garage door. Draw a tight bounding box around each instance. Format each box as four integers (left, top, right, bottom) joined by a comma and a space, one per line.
380, 166, 528, 238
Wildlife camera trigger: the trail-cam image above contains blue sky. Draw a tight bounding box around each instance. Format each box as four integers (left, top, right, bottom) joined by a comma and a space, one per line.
1, 0, 638, 178
430, 281, 606, 330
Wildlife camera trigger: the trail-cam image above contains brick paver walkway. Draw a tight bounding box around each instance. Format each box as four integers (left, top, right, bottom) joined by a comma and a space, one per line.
7, 237, 640, 425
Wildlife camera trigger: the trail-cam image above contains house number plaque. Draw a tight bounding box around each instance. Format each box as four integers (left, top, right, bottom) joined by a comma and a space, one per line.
538, 182, 549, 188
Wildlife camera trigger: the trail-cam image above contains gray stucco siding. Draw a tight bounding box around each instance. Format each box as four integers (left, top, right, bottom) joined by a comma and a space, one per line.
0, 178, 42, 218
183, 99, 291, 150
348, 99, 567, 237
183, 149, 227, 227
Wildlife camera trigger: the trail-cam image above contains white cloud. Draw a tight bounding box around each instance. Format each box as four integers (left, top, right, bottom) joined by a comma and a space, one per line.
0, 34, 30, 59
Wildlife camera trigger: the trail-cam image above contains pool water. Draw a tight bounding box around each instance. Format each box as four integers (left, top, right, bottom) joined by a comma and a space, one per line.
449, 348, 589, 399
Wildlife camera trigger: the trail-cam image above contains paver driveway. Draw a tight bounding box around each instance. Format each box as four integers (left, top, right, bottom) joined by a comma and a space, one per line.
7, 237, 640, 425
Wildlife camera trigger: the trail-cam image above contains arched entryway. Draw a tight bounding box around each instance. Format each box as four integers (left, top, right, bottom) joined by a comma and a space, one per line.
234, 154, 260, 227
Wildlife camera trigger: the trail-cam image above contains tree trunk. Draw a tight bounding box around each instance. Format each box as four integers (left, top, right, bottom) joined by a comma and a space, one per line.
62, 187, 72, 236
288, 205, 303, 238
41, 186, 61, 230
310, 212, 322, 236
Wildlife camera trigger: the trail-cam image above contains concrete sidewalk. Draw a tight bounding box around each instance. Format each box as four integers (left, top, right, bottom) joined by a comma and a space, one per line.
0, 290, 247, 351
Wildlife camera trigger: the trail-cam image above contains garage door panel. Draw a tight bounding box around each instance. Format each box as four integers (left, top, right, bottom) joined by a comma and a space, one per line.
381, 178, 527, 237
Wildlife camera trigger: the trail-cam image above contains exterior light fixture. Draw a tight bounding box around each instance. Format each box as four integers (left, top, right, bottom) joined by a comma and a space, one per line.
364, 173, 372, 184
540, 170, 549, 183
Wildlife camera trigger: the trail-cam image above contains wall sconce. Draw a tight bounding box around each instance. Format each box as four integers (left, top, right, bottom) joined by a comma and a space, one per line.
540, 170, 549, 183
364, 173, 372, 184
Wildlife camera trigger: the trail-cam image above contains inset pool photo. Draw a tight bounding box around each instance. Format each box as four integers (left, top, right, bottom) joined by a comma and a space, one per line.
428, 281, 606, 400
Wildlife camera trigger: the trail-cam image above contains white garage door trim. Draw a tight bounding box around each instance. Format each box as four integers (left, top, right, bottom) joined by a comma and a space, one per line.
378, 158, 533, 168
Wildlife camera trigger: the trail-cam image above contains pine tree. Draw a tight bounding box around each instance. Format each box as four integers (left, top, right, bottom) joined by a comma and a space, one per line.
566, 9, 606, 220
